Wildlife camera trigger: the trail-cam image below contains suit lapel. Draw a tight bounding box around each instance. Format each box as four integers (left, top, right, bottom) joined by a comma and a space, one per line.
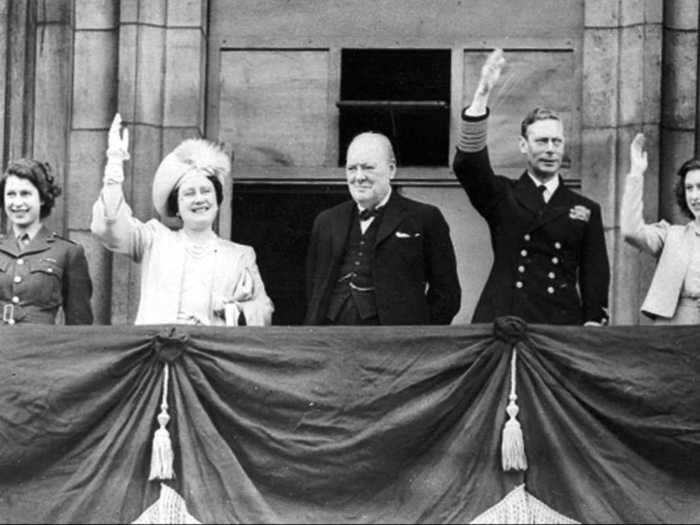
0, 234, 18, 257
519, 175, 573, 231
536, 180, 572, 227
678, 223, 695, 275
375, 191, 405, 246
21, 226, 53, 256
0, 225, 52, 257
330, 201, 355, 258
514, 172, 545, 217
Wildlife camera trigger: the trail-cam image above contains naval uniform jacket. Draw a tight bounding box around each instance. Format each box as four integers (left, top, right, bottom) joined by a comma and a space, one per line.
0, 226, 93, 324
305, 191, 461, 325
452, 111, 610, 325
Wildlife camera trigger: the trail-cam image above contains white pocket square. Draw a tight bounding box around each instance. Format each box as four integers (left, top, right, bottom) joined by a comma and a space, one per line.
395, 231, 411, 238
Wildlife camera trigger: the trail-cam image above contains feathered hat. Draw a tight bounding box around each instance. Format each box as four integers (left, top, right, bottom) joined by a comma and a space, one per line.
152, 138, 231, 220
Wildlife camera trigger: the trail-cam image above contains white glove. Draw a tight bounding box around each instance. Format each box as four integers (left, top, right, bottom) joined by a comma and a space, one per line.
232, 268, 255, 302
103, 113, 130, 184
212, 269, 255, 325
629, 133, 647, 177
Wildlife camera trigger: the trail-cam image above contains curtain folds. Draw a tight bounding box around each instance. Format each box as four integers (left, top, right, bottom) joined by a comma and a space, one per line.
0, 323, 698, 523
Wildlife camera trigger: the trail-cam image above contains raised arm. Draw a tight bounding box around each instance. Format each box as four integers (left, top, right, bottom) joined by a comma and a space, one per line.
453, 49, 507, 220
620, 133, 668, 256
90, 114, 152, 259
465, 48, 505, 118
102, 113, 130, 216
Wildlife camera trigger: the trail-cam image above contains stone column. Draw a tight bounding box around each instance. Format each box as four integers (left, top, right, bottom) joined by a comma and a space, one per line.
110, 0, 208, 324
34, 1, 72, 234
0, 0, 34, 236
582, 0, 663, 324
0, 0, 34, 166
661, 0, 698, 222
68, 0, 119, 324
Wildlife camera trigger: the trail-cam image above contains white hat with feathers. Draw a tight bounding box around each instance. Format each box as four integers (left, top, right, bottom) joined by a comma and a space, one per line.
152, 138, 231, 222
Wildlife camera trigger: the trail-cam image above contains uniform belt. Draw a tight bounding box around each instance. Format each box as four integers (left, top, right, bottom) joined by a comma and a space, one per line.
0, 303, 54, 325
2, 304, 16, 325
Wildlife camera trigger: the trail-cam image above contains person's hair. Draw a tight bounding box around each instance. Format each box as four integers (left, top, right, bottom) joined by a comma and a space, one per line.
348, 132, 396, 165
674, 158, 700, 219
520, 107, 562, 138
166, 174, 224, 217
0, 159, 61, 219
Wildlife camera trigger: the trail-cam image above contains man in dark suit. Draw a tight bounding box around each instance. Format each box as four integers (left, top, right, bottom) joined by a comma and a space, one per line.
305, 132, 461, 325
452, 49, 610, 325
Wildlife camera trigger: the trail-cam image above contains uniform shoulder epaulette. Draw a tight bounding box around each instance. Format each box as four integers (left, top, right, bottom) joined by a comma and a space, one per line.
51, 232, 77, 245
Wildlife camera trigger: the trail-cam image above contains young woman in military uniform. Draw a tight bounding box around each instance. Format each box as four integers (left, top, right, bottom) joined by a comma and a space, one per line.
0, 160, 93, 325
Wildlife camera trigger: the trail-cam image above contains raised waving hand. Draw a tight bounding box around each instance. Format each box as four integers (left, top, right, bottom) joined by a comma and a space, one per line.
104, 113, 130, 185
467, 48, 506, 116
629, 133, 648, 176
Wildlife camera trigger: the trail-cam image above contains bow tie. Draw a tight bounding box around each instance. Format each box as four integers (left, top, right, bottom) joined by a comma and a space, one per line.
358, 206, 383, 221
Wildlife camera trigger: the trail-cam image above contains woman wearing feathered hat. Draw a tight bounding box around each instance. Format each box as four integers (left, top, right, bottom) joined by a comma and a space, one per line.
91, 114, 273, 326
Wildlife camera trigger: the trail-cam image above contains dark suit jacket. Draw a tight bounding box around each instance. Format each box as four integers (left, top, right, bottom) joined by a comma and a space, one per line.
453, 147, 610, 325
0, 226, 93, 324
305, 191, 461, 325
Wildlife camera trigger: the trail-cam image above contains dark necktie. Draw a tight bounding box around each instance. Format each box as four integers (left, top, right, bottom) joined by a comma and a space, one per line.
537, 184, 547, 205
359, 206, 382, 221
16, 233, 29, 251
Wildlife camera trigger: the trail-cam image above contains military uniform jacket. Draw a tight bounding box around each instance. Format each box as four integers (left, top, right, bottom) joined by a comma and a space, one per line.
305, 191, 461, 325
453, 145, 610, 325
0, 226, 93, 324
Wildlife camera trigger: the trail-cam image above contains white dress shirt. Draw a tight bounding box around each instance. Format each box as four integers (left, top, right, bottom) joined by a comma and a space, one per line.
358, 188, 392, 234
527, 173, 559, 203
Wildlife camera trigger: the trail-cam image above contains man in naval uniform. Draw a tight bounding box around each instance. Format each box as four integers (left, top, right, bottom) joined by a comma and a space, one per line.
452, 49, 610, 325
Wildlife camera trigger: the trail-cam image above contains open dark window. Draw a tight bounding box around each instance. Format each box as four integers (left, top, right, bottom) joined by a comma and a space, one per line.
338, 49, 451, 166
231, 184, 348, 325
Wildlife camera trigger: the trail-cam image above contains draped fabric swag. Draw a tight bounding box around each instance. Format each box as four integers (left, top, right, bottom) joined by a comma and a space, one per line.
0, 321, 699, 523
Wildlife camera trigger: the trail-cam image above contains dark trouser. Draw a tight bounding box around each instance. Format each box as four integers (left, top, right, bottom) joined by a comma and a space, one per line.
326, 294, 380, 326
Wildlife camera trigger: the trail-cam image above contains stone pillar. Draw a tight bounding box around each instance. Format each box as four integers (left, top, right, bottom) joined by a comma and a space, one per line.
68, 0, 119, 324
110, 0, 208, 324
0, 0, 34, 166
661, 0, 698, 222
0, 0, 34, 235
34, 0, 72, 235
582, 0, 663, 324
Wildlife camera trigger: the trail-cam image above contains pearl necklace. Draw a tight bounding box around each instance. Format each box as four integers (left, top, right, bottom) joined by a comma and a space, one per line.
181, 231, 217, 259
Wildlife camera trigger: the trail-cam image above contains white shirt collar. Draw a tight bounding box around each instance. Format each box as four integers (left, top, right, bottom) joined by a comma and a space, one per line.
13, 221, 42, 241
527, 172, 559, 202
357, 187, 392, 216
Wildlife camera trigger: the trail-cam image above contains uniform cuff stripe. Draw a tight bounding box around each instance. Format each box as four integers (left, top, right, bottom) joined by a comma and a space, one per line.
457, 118, 488, 152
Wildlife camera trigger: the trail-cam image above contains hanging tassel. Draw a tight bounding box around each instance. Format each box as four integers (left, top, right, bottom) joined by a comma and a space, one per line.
149, 363, 174, 480
501, 348, 528, 471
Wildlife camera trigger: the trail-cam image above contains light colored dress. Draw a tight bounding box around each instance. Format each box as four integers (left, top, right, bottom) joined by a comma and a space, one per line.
91, 195, 273, 326
620, 172, 700, 324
